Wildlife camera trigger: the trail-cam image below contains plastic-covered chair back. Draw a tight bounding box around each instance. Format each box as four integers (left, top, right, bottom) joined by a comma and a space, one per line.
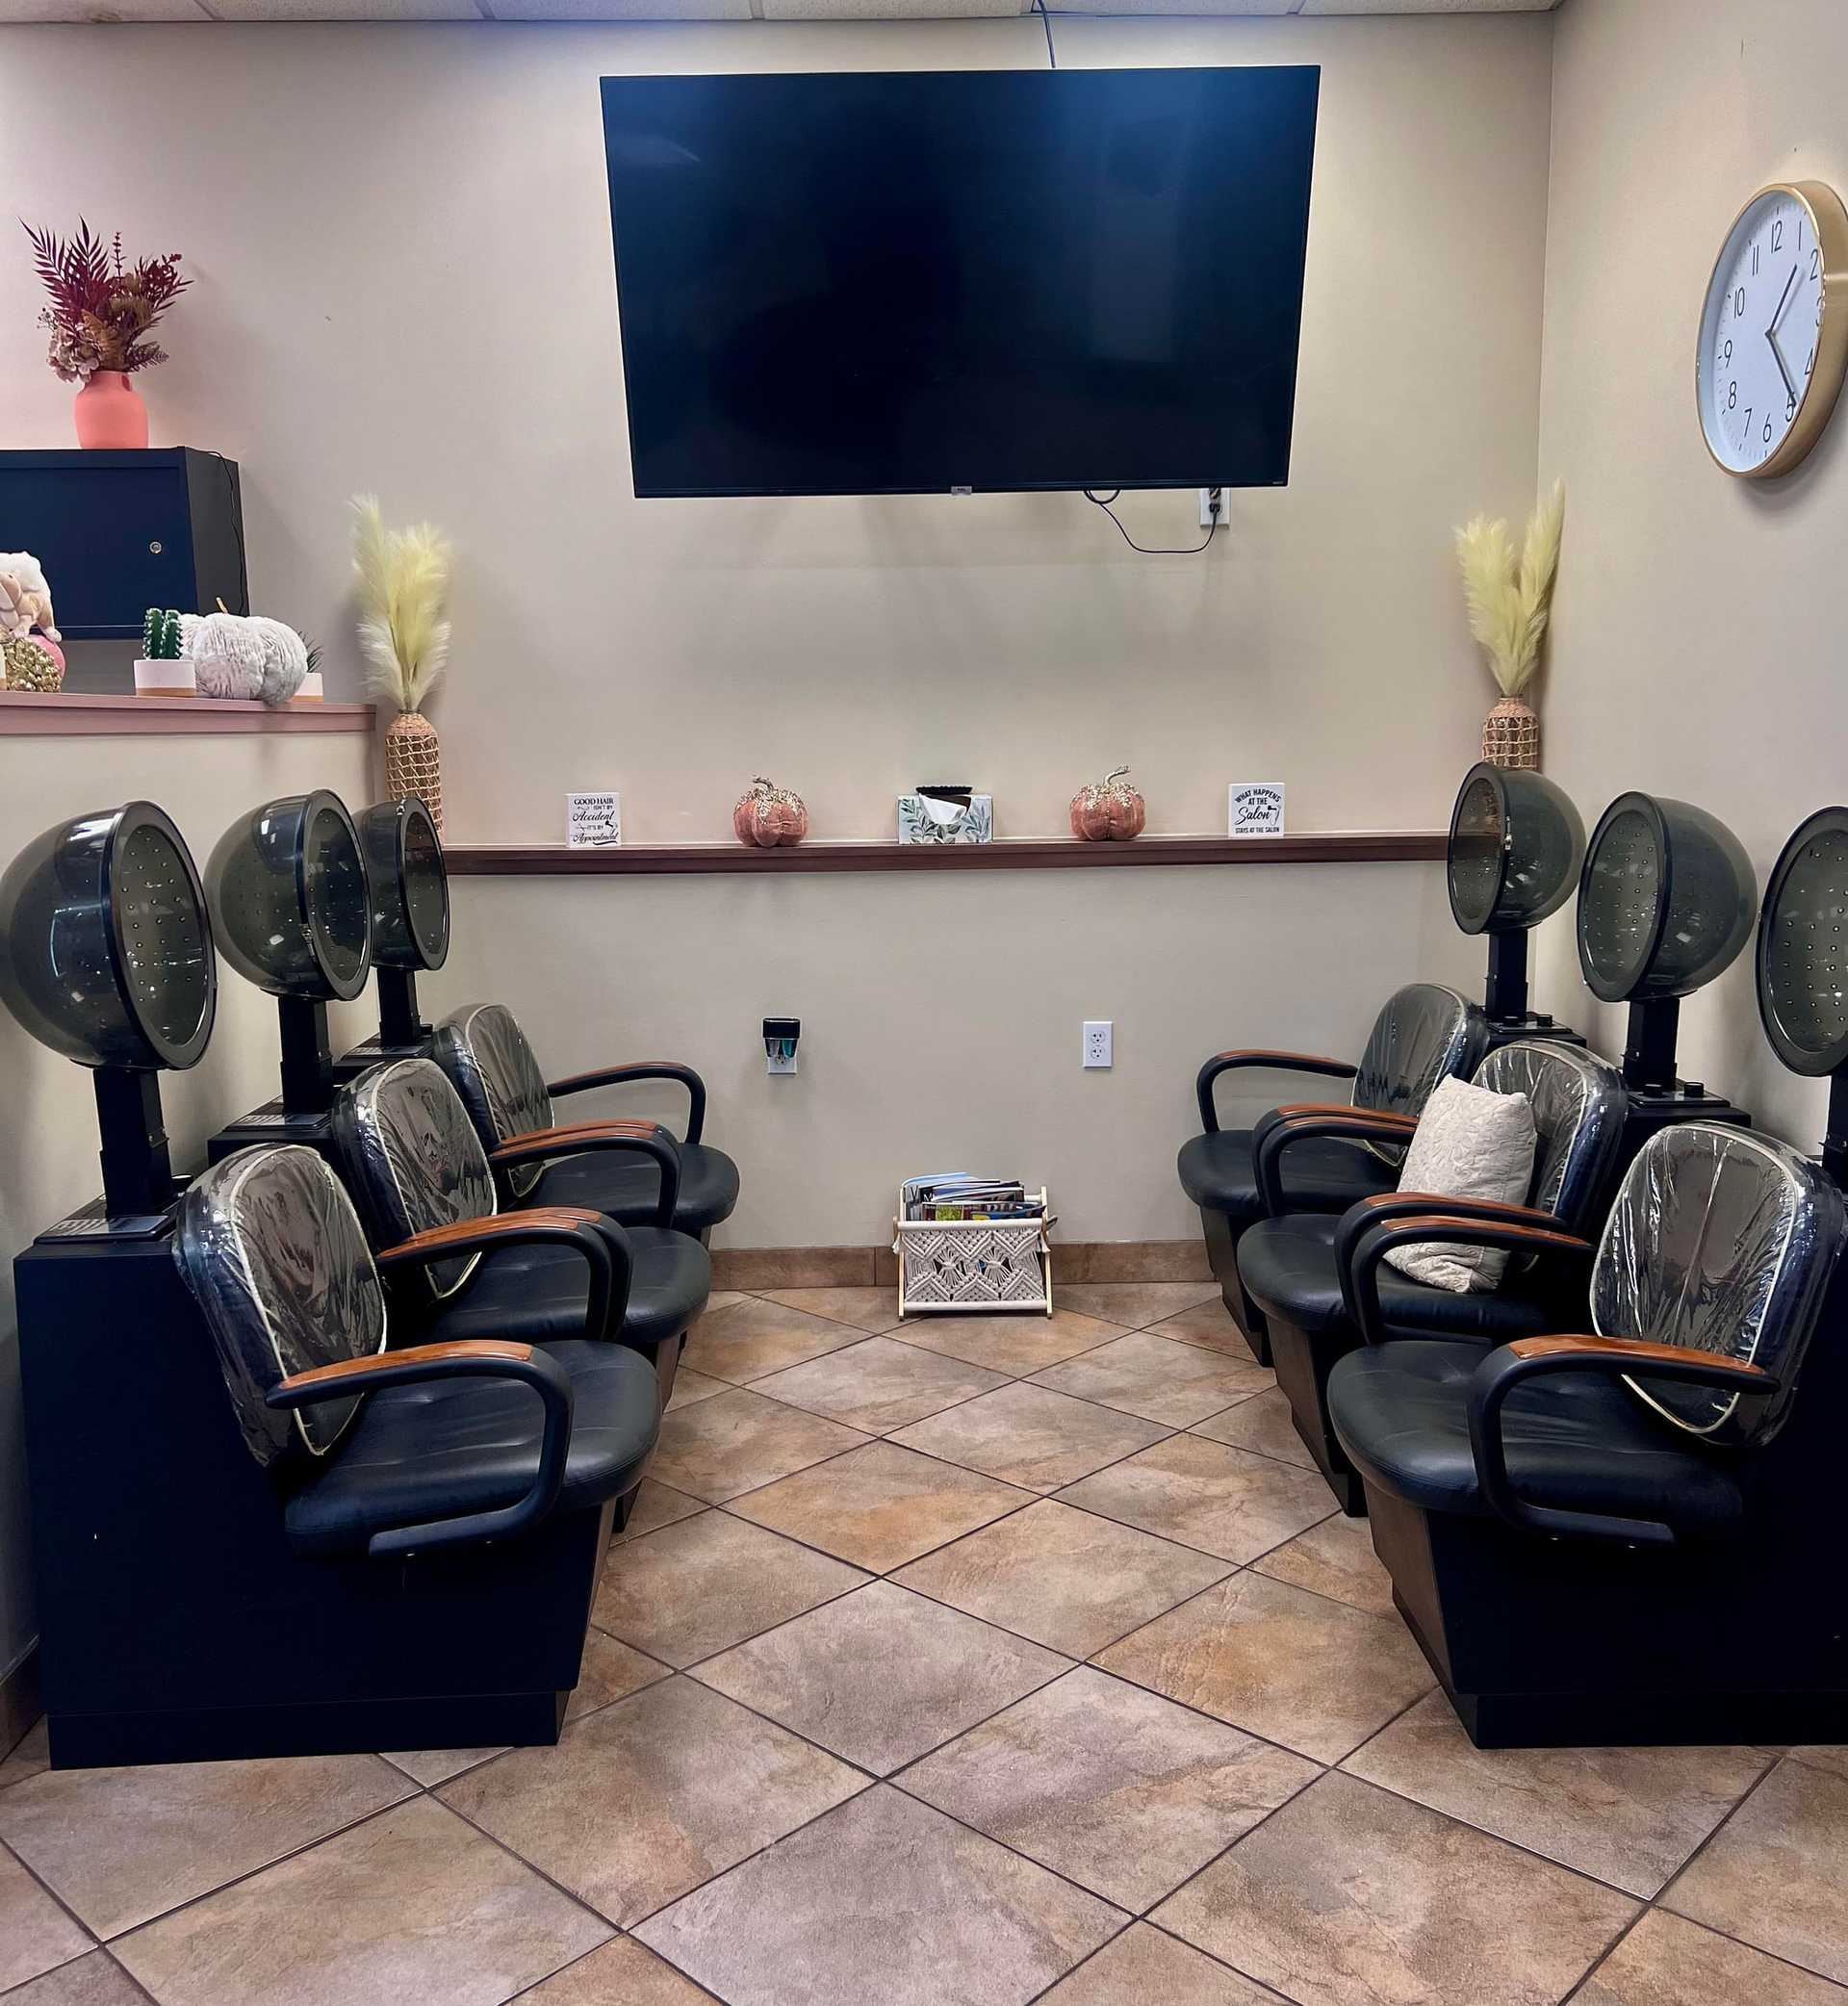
1474, 1040, 1626, 1230
332, 1058, 498, 1307
1592, 1124, 1846, 1447
430, 1004, 553, 1199
1353, 984, 1488, 1161
173, 1144, 386, 1468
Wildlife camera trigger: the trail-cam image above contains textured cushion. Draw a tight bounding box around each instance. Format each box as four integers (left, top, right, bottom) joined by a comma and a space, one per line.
1177, 1130, 1397, 1223
1238, 1213, 1555, 1345
285, 1340, 660, 1556
534, 1142, 741, 1235
1384, 1076, 1537, 1293
427, 1226, 710, 1356
1326, 1339, 1744, 1534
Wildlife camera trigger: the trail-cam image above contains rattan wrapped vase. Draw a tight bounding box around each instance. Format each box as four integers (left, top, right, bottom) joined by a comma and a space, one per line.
384, 710, 443, 834
1482, 695, 1540, 771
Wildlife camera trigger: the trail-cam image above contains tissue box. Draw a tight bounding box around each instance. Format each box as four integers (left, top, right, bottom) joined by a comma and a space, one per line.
897, 794, 993, 844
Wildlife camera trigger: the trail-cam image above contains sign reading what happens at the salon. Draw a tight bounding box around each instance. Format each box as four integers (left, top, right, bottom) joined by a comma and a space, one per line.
1228, 783, 1286, 839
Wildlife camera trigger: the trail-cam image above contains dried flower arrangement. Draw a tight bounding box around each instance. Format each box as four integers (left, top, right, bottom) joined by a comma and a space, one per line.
351, 495, 454, 830
1453, 480, 1566, 768
25, 221, 190, 382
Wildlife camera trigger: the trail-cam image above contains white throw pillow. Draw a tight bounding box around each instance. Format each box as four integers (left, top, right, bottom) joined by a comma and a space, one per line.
1383, 1076, 1538, 1294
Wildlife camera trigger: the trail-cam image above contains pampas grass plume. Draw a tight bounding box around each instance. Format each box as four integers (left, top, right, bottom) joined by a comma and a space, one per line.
1454, 479, 1565, 697
350, 493, 452, 714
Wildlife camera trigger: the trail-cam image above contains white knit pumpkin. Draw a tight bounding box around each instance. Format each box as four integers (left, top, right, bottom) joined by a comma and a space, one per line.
187, 611, 266, 700
251, 616, 309, 706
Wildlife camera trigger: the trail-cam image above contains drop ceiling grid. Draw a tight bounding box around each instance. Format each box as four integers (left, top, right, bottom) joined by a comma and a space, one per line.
0, 0, 1562, 22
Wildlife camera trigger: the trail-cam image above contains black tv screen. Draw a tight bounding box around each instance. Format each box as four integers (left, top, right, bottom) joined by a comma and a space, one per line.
602, 66, 1320, 498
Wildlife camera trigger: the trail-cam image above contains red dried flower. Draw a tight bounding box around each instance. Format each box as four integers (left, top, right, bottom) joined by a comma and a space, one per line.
24, 219, 191, 381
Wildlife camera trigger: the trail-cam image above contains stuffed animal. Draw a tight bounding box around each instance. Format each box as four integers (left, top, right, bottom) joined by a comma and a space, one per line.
0, 553, 59, 643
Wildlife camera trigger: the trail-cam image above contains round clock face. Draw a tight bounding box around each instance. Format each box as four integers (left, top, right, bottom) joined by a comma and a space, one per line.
1697, 182, 1848, 478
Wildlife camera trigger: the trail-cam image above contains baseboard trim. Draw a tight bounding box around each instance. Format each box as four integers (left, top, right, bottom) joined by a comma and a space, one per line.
711, 1240, 1211, 1292
0, 1645, 41, 1762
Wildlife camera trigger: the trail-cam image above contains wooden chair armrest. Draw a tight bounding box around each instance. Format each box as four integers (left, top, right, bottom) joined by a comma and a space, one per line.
1506, 1333, 1772, 1379
274, 1339, 532, 1396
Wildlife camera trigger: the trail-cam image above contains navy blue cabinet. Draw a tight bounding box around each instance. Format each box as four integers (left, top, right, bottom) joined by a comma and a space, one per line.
0, 449, 248, 641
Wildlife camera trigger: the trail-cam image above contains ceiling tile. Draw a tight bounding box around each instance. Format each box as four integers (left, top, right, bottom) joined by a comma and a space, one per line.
203, 0, 477, 14
1054, 0, 1294, 13
494, 0, 749, 14
762, 0, 1023, 14
0, 0, 207, 17
1297, 0, 1557, 13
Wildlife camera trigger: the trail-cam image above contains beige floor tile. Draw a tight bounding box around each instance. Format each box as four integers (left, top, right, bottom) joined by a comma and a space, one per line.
886, 1309, 1129, 1377
1344, 1692, 1770, 1896
1191, 1385, 1316, 1468
1058, 1434, 1335, 1565
1032, 1332, 1271, 1427
728, 1440, 1032, 1573
0, 1949, 152, 2005
569, 1631, 671, 1719
751, 1336, 1009, 1434
1036, 1923, 1282, 2005
115, 1796, 608, 2006
513, 1935, 724, 2003
382, 1745, 507, 1787
757, 1287, 906, 1333
0, 1719, 49, 1793
635, 1785, 1123, 2006
695, 1581, 1067, 1775
0, 1753, 412, 1939
645, 1387, 868, 1504
1665, 1758, 1848, 1983
1576, 1910, 1848, 2005
1057, 1283, 1223, 1328
663, 1367, 730, 1411
1790, 1748, 1848, 1783
592, 1510, 867, 1666
1096, 1571, 1432, 1762
1250, 1511, 1397, 1616
1145, 1301, 1261, 1360
614, 1479, 706, 1544
890, 1383, 1168, 1494
0, 1841, 90, 1993
439, 1678, 864, 1929
1155, 1771, 1636, 2006
893, 1499, 1230, 1657
903, 1666, 1317, 1912
680, 1299, 863, 1385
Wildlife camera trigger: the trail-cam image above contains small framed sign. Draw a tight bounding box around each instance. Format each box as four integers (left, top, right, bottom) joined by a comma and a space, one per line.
1228, 783, 1286, 839
567, 792, 622, 849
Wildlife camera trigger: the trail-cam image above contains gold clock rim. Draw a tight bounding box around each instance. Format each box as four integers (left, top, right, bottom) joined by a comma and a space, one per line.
1695, 179, 1848, 481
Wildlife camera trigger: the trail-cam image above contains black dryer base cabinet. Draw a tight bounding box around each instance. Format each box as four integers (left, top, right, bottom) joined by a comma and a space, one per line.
15, 1224, 606, 1767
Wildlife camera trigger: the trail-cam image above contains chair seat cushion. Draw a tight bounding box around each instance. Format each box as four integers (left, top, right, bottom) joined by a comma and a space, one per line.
533, 1142, 740, 1235
285, 1340, 660, 1556
428, 1227, 710, 1355
1239, 1213, 1555, 1344
1177, 1130, 1396, 1225
1326, 1339, 1744, 1534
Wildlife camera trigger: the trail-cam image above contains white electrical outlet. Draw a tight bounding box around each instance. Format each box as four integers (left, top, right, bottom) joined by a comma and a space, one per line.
1083, 1021, 1114, 1069
1198, 486, 1226, 528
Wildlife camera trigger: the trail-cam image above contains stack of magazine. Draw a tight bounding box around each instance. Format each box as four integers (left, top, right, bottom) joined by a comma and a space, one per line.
902, 1174, 1046, 1223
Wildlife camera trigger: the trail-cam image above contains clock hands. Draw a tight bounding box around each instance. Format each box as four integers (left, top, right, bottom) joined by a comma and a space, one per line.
1766, 257, 1802, 408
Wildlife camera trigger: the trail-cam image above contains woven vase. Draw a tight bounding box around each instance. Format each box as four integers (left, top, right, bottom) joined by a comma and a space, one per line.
1482, 695, 1540, 771
384, 709, 444, 834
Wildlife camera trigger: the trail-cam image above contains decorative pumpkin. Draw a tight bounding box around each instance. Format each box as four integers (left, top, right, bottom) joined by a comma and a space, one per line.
733, 777, 809, 848
187, 610, 265, 700
2, 634, 64, 692
1070, 765, 1146, 842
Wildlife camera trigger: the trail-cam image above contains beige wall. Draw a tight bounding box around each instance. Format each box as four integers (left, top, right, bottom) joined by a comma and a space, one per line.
1532, 0, 1848, 1153
0, 731, 375, 1695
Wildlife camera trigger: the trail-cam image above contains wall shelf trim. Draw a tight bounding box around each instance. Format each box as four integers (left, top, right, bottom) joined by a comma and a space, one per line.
0, 693, 375, 737
448, 833, 1448, 877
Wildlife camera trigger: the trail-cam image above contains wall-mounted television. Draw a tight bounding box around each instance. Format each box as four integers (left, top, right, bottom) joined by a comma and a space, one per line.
602, 66, 1321, 499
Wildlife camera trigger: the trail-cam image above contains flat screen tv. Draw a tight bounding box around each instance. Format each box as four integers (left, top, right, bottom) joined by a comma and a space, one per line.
602, 66, 1320, 499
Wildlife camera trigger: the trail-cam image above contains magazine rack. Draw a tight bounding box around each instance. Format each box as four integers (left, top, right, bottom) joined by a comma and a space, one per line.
893, 1189, 1054, 1315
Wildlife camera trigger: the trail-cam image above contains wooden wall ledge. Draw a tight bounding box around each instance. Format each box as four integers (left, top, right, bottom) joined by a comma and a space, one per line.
448, 833, 1449, 877
0, 692, 375, 736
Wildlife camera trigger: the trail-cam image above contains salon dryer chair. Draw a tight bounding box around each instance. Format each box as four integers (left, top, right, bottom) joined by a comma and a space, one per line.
1240, 1041, 1628, 1510
433, 1001, 740, 1242
1326, 1121, 1847, 1747
333, 1056, 708, 1405
1178, 985, 1488, 1364
333, 795, 449, 1082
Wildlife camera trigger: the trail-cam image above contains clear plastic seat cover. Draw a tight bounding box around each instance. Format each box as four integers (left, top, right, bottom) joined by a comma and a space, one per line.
432, 1004, 554, 1199
334, 1059, 499, 1304
1474, 1040, 1626, 1227
1592, 1124, 1847, 1447
173, 1145, 386, 1466
1352, 984, 1488, 1162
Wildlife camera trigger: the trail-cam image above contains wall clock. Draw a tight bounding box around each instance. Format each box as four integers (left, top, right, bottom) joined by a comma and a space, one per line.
1696, 181, 1848, 478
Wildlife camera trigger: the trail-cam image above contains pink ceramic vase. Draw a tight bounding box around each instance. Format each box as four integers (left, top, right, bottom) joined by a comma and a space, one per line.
73, 372, 149, 450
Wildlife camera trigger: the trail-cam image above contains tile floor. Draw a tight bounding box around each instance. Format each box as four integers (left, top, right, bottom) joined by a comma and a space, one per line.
2, 1282, 1845, 2006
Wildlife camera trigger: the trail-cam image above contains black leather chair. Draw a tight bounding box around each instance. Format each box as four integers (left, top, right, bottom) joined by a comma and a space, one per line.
1327, 1123, 1848, 1747
332, 1056, 709, 1407
433, 1002, 740, 1241
1239, 1040, 1627, 1511
1178, 985, 1489, 1365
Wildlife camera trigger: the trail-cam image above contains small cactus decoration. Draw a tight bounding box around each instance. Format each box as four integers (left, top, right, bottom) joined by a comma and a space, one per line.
141, 607, 184, 659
